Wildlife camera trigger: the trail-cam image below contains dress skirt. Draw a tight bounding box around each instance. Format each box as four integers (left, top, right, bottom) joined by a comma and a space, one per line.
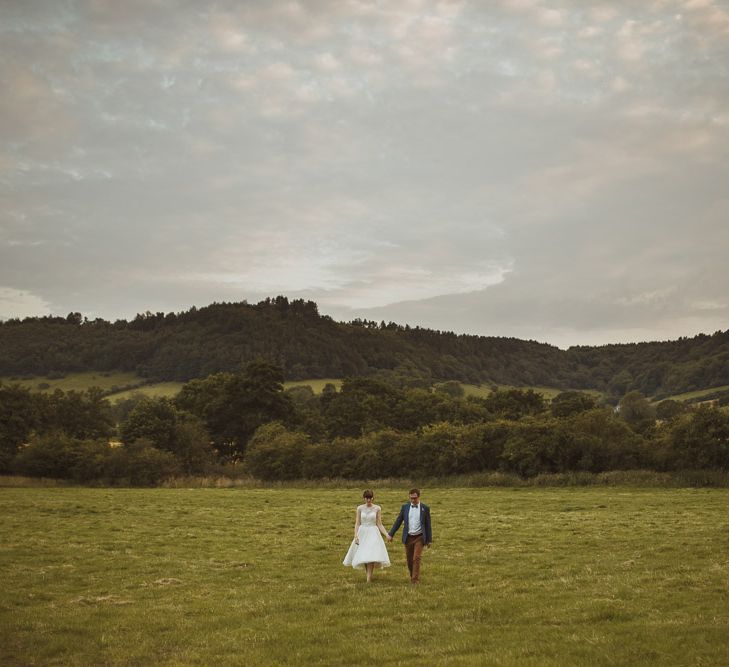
343, 525, 391, 569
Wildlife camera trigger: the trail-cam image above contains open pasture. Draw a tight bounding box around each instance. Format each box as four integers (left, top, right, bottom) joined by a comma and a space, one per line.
659, 385, 729, 403
460, 384, 574, 400
3, 374, 604, 403
108, 382, 185, 403
1, 486, 728, 666
0, 372, 184, 403
0, 372, 144, 395
283, 378, 343, 393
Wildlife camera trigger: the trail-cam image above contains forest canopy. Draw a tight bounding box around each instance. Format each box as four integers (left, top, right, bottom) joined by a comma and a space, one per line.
1, 297, 728, 400
3, 365, 729, 484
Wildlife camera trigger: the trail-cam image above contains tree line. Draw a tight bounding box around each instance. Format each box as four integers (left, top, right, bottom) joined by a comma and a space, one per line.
1, 297, 728, 399
2, 362, 728, 485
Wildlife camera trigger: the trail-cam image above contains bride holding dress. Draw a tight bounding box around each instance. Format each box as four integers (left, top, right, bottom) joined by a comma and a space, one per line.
343, 490, 391, 582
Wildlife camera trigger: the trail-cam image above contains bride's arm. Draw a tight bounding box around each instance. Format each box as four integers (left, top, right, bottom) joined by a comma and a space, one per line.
354, 507, 361, 543
375, 507, 389, 537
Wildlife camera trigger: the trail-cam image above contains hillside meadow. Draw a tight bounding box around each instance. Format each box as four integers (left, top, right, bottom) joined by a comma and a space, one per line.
3, 369, 723, 409
0, 372, 146, 395
3, 302, 728, 401
2, 486, 728, 666
3, 372, 725, 414
0, 372, 573, 403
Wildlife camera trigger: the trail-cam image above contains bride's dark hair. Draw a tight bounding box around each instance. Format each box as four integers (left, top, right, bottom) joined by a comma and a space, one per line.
362, 490, 374, 499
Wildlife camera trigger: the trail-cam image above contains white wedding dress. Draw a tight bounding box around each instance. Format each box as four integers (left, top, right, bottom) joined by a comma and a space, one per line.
343, 505, 391, 569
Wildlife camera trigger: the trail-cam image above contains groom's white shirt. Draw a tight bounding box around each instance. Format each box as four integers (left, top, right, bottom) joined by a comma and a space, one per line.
408, 504, 422, 535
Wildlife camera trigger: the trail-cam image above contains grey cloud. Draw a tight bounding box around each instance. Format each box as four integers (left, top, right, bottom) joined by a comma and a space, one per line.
1, 0, 727, 346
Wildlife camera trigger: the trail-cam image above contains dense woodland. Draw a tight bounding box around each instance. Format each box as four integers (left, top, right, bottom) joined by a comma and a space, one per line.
2, 361, 728, 484
1, 297, 728, 400
2, 298, 728, 484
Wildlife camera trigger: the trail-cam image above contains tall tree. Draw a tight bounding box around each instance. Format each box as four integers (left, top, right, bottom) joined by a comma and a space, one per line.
0, 383, 39, 472
618, 391, 656, 434
175, 362, 292, 460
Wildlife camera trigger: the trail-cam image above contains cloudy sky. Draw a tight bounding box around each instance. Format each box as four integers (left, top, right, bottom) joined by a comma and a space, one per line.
1, 0, 728, 348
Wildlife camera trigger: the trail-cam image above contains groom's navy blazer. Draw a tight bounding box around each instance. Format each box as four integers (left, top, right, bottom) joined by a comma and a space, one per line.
389, 502, 432, 545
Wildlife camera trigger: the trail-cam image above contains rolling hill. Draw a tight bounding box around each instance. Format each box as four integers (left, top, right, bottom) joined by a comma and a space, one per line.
1, 297, 727, 400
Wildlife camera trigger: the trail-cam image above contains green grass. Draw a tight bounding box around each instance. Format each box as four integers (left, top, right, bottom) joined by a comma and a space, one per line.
284, 378, 342, 393
0, 374, 602, 403
285, 380, 573, 399
7, 372, 724, 406
659, 385, 729, 403
461, 384, 603, 401
4, 373, 342, 400
0, 372, 183, 403
1, 371, 144, 394
2, 486, 728, 666
109, 382, 185, 403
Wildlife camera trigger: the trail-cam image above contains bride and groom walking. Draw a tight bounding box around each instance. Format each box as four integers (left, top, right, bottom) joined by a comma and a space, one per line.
343, 488, 433, 584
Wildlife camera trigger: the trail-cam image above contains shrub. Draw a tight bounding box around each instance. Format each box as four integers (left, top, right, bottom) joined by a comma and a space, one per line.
559, 409, 644, 472
663, 405, 729, 470
550, 391, 597, 418
244, 423, 310, 480
501, 418, 562, 477
103, 439, 180, 486
12, 433, 109, 481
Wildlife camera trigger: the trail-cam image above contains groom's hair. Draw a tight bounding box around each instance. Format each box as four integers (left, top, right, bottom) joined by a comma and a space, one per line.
409, 488, 420, 496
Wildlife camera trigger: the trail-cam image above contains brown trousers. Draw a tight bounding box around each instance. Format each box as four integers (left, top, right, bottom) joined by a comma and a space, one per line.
405, 533, 425, 583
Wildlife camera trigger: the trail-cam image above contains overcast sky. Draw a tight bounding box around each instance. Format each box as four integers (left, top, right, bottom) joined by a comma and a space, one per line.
1, 0, 728, 348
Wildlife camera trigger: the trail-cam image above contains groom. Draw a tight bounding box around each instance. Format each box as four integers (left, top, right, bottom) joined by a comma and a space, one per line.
387, 488, 432, 584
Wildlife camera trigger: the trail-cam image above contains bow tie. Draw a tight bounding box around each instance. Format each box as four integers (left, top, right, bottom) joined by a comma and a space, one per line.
411, 505, 419, 509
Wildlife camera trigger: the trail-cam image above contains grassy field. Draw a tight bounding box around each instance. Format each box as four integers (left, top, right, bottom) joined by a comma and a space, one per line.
285, 380, 577, 400
7, 372, 729, 408
0, 372, 144, 394
283, 378, 343, 393
2, 373, 591, 403
459, 384, 594, 401
658, 385, 729, 403
2, 487, 728, 666
0, 372, 184, 403
109, 382, 185, 403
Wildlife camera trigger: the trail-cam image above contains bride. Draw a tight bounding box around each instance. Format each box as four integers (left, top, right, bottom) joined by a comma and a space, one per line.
343, 490, 391, 582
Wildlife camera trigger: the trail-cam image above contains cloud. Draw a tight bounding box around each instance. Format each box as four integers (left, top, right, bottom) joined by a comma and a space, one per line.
0, 288, 52, 320
322, 263, 512, 309
0, 0, 727, 346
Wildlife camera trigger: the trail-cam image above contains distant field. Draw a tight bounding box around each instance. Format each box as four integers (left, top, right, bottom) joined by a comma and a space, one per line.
113, 379, 347, 402
19, 373, 724, 406
285, 380, 588, 400
0, 372, 183, 403
2, 486, 728, 666
110, 379, 600, 404
460, 384, 602, 401
1, 374, 604, 403
0, 371, 143, 394
659, 385, 729, 403
463, 383, 569, 399
283, 378, 343, 393
109, 382, 185, 402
